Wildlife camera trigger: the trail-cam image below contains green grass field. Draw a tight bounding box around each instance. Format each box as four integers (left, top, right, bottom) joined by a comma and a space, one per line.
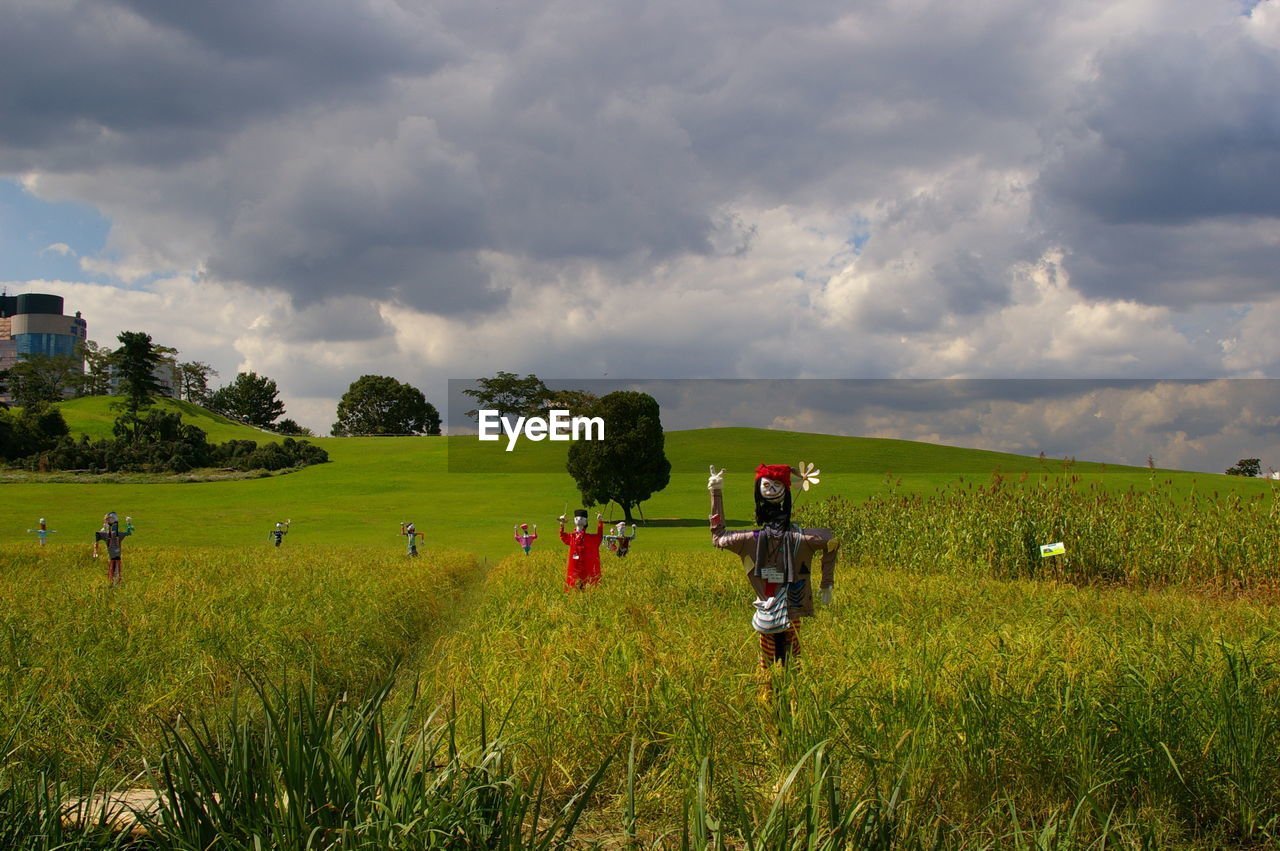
2, 398, 1270, 562
3, 399, 1279, 847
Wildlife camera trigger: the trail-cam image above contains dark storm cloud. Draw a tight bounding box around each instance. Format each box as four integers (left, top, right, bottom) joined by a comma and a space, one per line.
1044, 30, 1280, 225
272, 298, 391, 344
0, 0, 449, 168
674, 1, 1059, 202
1050, 218, 1280, 306
202, 122, 498, 311
5, 0, 1078, 316
7, 0, 1280, 336
1037, 20, 1280, 305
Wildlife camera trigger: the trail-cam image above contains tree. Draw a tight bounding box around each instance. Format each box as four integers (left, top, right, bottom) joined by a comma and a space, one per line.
79, 339, 116, 396
461, 371, 552, 422
547, 388, 600, 416
177, 361, 219, 404
331, 375, 441, 436
0, 403, 69, 462
271, 418, 313, 436
208, 371, 285, 428
1226, 458, 1262, 477
566, 391, 671, 523
4, 353, 83, 408
112, 331, 168, 441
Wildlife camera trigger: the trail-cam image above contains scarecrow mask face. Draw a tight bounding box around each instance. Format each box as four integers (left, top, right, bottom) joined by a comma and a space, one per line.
758, 476, 786, 502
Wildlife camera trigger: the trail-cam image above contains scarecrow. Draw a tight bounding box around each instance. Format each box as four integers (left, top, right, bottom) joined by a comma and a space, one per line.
93, 512, 133, 586
514, 523, 538, 555
26, 518, 56, 546
401, 522, 425, 557
708, 463, 837, 670
559, 509, 604, 590
605, 521, 637, 557
269, 520, 291, 547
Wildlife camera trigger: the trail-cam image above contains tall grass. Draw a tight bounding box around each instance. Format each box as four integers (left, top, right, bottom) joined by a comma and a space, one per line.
8, 472, 1280, 847
142, 673, 612, 849
2, 672, 612, 849
0, 544, 476, 783
417, 551, 1280, 847
800, 473, 1280, 589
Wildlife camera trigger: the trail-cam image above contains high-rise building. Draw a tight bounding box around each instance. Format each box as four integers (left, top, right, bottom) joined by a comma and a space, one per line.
0, 291, 88, 379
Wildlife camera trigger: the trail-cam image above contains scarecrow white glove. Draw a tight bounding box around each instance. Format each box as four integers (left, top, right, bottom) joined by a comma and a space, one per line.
707, 465, 725, 491
821, 587, 833, 605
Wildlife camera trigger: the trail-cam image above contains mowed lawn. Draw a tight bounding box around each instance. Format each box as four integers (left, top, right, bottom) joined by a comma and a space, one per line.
0, 398, 1271, 562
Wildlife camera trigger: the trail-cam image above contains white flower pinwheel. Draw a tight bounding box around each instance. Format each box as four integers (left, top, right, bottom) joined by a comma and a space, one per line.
796, 461, 821, 491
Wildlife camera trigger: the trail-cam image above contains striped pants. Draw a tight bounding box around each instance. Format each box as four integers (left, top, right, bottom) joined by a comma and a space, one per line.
758, 621, 800, 668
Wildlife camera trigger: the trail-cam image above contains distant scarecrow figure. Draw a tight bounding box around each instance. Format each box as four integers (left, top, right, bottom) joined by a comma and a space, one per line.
93, 512, 133, 586
605, 521, 637, 557
559, 509, 604, 591
514, 523, 538, 555
401, 522, 424, 557
709, 463, 837, 670
26, 518, 56, 546
269, 520, 291, 548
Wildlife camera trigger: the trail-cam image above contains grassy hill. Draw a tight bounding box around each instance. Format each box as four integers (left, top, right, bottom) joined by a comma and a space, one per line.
0, 403, 1270, 560
53, 395, 277, 443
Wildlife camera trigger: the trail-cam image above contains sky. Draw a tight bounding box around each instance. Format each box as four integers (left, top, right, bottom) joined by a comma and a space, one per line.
1, 0, 1278, 472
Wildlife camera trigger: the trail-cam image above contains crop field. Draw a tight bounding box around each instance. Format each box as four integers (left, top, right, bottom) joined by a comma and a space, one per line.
1, 399, 1279, 847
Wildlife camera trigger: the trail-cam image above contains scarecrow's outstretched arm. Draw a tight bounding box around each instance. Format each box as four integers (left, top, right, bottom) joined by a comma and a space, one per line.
708, 469, 753, 554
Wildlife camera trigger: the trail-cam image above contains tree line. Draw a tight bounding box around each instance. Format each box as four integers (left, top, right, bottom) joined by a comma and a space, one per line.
0, 331, 327, 473
0, 338, 448, 438
2, 338, 672, 518
0, 332, 306, 434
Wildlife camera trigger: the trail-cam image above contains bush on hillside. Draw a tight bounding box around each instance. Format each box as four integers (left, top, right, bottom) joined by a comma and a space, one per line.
12, 409, 328, 474
0, 403, 70, 462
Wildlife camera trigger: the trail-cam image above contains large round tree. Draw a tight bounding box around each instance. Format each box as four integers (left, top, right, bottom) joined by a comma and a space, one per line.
331, 375, 441, 436
566, 391, 670, 523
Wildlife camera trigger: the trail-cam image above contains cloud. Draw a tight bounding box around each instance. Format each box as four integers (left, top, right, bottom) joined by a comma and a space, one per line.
1035, 3, 1280, 305
40, 242, 74, 257
0, 0, 450, 169
2, 0, 1279, 463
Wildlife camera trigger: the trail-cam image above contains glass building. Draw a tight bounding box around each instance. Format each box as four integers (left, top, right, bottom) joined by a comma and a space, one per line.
0, 293, 88, 393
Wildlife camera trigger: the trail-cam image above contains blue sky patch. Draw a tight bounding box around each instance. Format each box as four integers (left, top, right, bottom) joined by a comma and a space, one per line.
0, 178, 110, 285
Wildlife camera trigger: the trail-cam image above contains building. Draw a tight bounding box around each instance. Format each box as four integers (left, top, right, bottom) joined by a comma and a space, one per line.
1, 292, 182, 403
0, 292, 88, 374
